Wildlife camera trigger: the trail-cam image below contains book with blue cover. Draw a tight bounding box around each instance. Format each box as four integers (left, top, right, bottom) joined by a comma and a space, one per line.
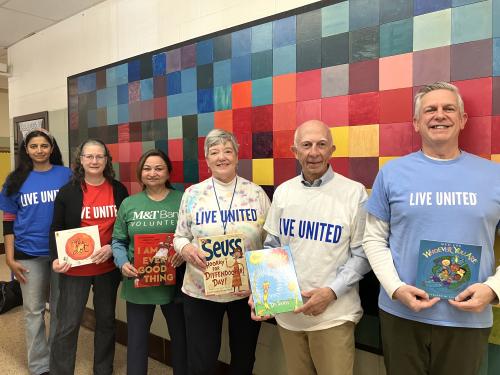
415, 240, 481, 299
246, 246, 303, 316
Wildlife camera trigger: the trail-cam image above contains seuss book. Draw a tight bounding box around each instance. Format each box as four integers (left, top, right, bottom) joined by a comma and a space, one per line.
133, 233, 176, 288
246, 246, 303, 316
55, 225, 101, 267
415, 240, 481, 299
198, 233, 249, 296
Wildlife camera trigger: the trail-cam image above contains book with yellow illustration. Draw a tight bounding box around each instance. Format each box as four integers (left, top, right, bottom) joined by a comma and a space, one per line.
55, 225, 100, 267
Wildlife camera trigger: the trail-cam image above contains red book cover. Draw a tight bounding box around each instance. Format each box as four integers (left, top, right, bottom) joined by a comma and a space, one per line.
133, 233, 176, 288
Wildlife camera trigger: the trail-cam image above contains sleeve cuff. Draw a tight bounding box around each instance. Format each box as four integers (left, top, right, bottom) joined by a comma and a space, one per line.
173, 237, 191, 254
328, 277, 351, 298
111, 238, 129, 269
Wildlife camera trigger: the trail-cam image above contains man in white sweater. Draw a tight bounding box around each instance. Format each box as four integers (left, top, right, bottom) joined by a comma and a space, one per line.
257, 120, 371, 375
363, 82, 500, 375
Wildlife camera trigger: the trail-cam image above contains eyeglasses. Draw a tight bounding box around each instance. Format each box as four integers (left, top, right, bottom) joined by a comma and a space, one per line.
81, 154, 107, 161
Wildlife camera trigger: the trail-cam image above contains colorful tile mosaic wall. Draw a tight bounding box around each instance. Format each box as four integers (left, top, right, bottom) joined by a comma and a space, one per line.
68, 0, 500, 364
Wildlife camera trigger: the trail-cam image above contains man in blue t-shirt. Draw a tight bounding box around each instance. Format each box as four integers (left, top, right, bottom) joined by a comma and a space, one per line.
363, 82, 500, 375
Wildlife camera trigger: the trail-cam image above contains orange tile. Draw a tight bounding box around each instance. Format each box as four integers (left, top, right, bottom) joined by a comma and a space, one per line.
273, 73, 296, 104
379, 53, 413, 91
273, 102, 296, 131
232, 81, 252, 109
214, 110, 233, 132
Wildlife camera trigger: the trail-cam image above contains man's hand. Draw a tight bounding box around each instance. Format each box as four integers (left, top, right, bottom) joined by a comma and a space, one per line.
248, 294, 273, 321
52, 259, 71, 273
91, 244, 113, 264
294, 287, 336, 316
180, 244, 206, 271
448, 283, 496, 312
6, 258, 29, 283
393, 285, 440, 312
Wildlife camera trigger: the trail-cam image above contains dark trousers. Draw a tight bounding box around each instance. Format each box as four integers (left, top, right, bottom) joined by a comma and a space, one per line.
183, 294, 261, 375
379, 309, 491, 375
50, 269, 121, 375
126, 301, 187, 375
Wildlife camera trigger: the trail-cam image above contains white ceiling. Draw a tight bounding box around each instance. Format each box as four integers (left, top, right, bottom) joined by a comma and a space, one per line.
0, 0, 108, 89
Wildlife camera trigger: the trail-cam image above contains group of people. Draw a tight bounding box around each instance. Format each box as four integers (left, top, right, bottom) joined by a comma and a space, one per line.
0, 81, 499, 375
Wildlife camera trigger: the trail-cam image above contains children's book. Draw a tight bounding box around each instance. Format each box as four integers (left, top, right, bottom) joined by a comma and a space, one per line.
198, 233, 249, 296
246, 246, 303, 316
55, 225, 101, 267
415, 240, 481, 299
133, 233, 176, 288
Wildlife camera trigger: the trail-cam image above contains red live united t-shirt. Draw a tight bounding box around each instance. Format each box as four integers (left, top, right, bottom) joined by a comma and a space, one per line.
66, 181, 117, 276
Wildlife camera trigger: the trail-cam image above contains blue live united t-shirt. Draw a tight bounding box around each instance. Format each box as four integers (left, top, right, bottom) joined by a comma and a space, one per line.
366, 151, 500, 328
0, 165, 72, 257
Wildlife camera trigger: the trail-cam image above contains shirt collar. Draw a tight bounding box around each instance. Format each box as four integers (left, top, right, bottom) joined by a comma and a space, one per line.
300, 165, 334, 187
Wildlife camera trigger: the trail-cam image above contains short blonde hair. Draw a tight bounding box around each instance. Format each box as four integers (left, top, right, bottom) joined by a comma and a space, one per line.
204, 129, 239, 157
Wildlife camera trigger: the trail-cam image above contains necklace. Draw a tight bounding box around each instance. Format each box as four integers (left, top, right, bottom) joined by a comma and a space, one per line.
212, 177, 237, 235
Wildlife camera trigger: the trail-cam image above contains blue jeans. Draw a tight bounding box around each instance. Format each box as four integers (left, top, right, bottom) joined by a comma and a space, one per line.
50, 269, 121, 375
18, 256, 60, 375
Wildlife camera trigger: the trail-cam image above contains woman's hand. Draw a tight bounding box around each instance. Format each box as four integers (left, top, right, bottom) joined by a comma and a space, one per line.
91, 244, 113, 264
52, 259, 71, 273
121, 262, 138, 278
180, 244, 207, 271
6, 258, 29, 283
170, 252, 185, 268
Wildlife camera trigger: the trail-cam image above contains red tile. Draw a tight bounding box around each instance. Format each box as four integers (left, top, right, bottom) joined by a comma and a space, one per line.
141, 100, 154, 121
252, 105, 273, 132
380, 88, 413, 124
348, 157, 378, 189
459, 116, 491, 155
273, 130, 295, 158
198, 162, 211, 181
118, 124, 130, 143
296, 69, 321, 101
349, 92, 380, 125
130, 181, 142, 195
453, 77, 492, 117
330, 158, 349, 177
492, 116, 500, 154
233, 108, 252, 133
170, 161, 184, 183
321, 96, 348, 126
274, 159, 299, 186
232, 81, 252, 109
379, 123, 414, 156
118, 143, 130, 162
168, 139, 183, 161
296, 99, 321, 126
493, 77, 500, 116
198, 137, 206, 158
235, 131, 252, 159
154, 97, 167, 119
349, 60, 379, 94
129, 142, 143, 163
107, 143, 119, 162
214, 110, 233, 132
273, 102, 296, 131
273, 74, 296, 104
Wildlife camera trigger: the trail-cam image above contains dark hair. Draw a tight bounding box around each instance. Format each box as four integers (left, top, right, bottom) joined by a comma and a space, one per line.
3, 130, 64, 196
136, 149, 173, 190
71, 138, 115, 187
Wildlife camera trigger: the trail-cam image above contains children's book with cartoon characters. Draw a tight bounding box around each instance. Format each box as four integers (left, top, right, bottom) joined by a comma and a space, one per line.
246, 246, 303, 316
415, 240, 481, 299
55, 225, 101, 268
198, 233, 249, 296
133, 233, 176, 288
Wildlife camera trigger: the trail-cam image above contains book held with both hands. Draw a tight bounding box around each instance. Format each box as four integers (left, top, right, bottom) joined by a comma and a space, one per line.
415, 240, 481, 299
133, 233, 176, 288
55, 225, 101, 268
246, 246, 303, 316
198, 233, 250, 296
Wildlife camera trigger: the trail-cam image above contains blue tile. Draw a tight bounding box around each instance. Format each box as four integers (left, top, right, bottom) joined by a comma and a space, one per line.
115, 64, 129, 85
380, 0, 414, 24
273, 16, 296, 48
97, 89, 107, 108
322, 2, 349, 36
414, 0, 452, 16
117, 84, 129, 105
231, 55, 251, 83
167, 72, 181, 95
128, 60, 141, 82
168, 92, 197, 117
452, 0, 484, 6
494, 38, 500, 76
152, 53, 167, 76
273, 44, 296, 75
106, 87, 117, 106
494, 0, 500, 38
198, 88, 215, 113
452, 1, 492, 44
252, 22, 272, 52
232, 29, 251, 57
197, 40, 213, 65
117, 103, 129, 123
214, 60, 232, 86
77, 73, 96, 94
140, 78, 153, 101
106, 67, 117, 87
214, 85, 232, 111
106, 106, 118, 125
198, 112, 214, 136
350, 0, 380, 31
252, 77, 273, 107
181, 68, 197, 92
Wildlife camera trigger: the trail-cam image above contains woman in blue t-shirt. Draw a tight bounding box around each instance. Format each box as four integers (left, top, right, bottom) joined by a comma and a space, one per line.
0, 129, 71, 375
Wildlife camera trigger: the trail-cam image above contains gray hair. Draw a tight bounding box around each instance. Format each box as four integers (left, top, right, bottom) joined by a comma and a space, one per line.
414, 82, 464, 120
204, 129, 239, 157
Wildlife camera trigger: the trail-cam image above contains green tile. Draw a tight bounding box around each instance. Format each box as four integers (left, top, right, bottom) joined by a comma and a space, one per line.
252, 77, 273, 107
112, 162, 120, 180
251, 50, 273, 79
142, 140, 155, 153
452, 0, 492, 44
380, 18, 413, 57
494, 0, 500, 38
322, 2, 349, 37
167, 116, 182, 139
486, 342, 500, 374
184, 159, 199, 183
413, 9, 451, 51
214, 85, 232, 111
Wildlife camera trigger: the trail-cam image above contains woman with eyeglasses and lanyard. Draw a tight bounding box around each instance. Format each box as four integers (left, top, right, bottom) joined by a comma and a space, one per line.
0, 129, 71, 375
49, 139, 128, 375
174, 129, 270, 375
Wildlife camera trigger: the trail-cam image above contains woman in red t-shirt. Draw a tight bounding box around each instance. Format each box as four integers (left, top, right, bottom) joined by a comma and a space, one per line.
49, 139, 128, 375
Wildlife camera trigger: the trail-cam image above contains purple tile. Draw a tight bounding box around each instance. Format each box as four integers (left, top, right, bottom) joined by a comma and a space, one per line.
413, 46, 450, 86
348, 157, 379, 188
238, 159, 253, 180
181, 44, 196, 69
451, 39, 492, 81
167, 48, 181, 73
128, 81, 140, 103
349, 60, 379, 94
